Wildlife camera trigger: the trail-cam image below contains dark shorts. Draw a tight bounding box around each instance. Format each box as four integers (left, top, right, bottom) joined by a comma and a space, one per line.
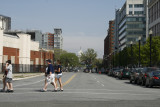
6, 78, 12, 83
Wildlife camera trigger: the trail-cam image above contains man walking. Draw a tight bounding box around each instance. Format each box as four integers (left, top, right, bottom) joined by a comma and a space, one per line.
5, 60, 14, 93
42, 59, 57, 92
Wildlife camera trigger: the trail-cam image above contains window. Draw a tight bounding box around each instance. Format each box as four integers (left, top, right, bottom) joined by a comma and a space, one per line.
129, 11, 132, 15
129, 4, 133, 8
134, 11, 144, 15
134, 4, 144, 8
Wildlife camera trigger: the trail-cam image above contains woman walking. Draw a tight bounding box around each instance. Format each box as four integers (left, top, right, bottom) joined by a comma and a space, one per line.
55, 60, 63, 91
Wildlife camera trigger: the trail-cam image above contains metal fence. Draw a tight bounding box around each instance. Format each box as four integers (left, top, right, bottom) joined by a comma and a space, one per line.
0, 63, 46, 73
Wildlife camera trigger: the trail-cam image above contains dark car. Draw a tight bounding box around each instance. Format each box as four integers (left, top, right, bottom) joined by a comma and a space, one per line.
130, 68, 143, 84
118, 68, 130, 79
145, 70, 160, 88
137, 67, 159, 86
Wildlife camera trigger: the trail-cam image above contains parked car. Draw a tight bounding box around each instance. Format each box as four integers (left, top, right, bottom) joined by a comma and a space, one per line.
145, 70, 160, 88
118, 68, 130, 79
137, 67, 159, 86
130, 68, 143, 84
113, 69, 122, 78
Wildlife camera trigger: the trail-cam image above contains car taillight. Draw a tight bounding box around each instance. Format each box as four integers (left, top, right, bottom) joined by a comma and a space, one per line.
153, 76, 159, 79
145, 74, 147, 78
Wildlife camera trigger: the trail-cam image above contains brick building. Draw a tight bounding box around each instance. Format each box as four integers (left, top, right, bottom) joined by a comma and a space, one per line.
0, 30, 54, 73
104, 20, 114, 68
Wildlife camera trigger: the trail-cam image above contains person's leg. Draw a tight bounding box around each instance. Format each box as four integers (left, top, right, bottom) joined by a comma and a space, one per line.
55, 77, 58, 86
9, 83, 13, 90
51, 74, 57, 91
6, 82, 10, 90
58, 78, 63, 90
43, 82, 48, 90
2, 77, 6, 90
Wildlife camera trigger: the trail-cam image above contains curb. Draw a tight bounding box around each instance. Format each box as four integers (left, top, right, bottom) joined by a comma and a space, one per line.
0, 74, 44, 82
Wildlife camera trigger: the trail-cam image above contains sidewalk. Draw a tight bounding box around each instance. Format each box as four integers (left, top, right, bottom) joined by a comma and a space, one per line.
0, 73, 44, 81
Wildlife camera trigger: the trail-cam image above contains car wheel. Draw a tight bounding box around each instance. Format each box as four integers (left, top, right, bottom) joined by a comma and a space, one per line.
141, 80, 145, 86
137, 79, 140, 85
148, 81, 153, 88
145, 80, 149, 87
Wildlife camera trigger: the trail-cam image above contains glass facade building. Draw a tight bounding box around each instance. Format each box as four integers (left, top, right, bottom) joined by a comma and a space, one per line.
114, 0, 146, 50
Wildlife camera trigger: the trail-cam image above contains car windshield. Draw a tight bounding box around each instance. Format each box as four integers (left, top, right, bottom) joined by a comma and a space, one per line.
153, 71, 160, 76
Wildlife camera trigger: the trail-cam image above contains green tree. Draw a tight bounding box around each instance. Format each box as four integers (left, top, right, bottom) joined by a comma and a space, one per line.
141, 36, 160, 66
60, 53, 79, 67
80, 48, 97, 68
54, 48, 67, 61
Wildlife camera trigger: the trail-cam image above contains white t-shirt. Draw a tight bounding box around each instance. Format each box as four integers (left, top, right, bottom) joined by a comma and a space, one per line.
6, 64, 12, 78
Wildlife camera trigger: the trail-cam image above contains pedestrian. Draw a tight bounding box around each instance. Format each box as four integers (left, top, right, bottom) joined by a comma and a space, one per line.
41, 59, 57, 92
5, 60, 14, 93
55, 60, 63, 91
0, 61, 8, 92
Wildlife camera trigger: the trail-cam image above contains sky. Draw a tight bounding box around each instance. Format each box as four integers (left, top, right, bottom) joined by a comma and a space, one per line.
0, 0, 125, 58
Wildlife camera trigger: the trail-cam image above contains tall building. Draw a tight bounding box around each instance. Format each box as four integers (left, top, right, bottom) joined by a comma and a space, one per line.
115, 0, 146, 50
104, 20, 115, 67
148, 0, 160, 36
54, 28, 63, 49
42, 33, 54, 50
0, 14, 11, 31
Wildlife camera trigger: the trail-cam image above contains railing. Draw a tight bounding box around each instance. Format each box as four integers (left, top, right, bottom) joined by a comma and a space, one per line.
0, 63, 47, 73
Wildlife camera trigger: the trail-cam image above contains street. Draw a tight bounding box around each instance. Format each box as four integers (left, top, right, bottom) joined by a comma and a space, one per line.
0, 71, 160, 107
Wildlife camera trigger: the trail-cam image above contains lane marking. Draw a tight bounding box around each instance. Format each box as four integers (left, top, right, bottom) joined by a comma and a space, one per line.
13, 73, 76, 88
62, 74, 77, 86
101, 84, 105, 87
14, 79, 44, 88
0, 91, 151, 96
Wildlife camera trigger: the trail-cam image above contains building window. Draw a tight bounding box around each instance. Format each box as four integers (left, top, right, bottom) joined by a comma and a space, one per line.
134, 4, 144, 8
129, 4, 133, 8
129, 11, 132, 15
134, 11, 144, 15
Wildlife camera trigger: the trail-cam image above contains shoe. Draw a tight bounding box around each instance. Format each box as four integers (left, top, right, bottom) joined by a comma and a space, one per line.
6, 89, 11, 93
0, 89, 5, 92
52, 90, 57, 92
9, 90, 14, 93
60, 89, 63, 91
41, 89, 47, 92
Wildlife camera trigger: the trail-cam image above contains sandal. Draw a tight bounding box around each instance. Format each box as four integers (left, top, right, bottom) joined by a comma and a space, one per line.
41, 89, 47, 92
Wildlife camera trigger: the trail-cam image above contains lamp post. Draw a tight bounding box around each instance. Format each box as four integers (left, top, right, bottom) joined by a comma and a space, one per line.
113, 52, 114, 68
149, 30, 153, 67
130, 41, 133, 67
138, 36, 141, 67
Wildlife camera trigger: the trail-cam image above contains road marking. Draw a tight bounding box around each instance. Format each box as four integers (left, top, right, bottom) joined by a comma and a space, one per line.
101, 84, 104, 87
0, 91, 151, 96
62, 74, 77, 86
14, 79, 44, 88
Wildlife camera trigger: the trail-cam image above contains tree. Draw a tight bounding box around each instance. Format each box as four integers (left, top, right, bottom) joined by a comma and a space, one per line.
60, 53, 79, 67
54, 48, 67, 61
80, 48, 97, 68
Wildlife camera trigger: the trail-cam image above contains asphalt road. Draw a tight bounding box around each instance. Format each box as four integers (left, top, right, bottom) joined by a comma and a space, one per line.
0, 71, 160, 107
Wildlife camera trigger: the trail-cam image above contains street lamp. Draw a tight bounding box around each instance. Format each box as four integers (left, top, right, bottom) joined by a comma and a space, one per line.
138, 36, 141, 67
149, 30, 153, 67
130, 41, 133, 67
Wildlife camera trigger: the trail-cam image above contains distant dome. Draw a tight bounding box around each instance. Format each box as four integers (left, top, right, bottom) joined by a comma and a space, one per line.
78, 48, 83, 57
